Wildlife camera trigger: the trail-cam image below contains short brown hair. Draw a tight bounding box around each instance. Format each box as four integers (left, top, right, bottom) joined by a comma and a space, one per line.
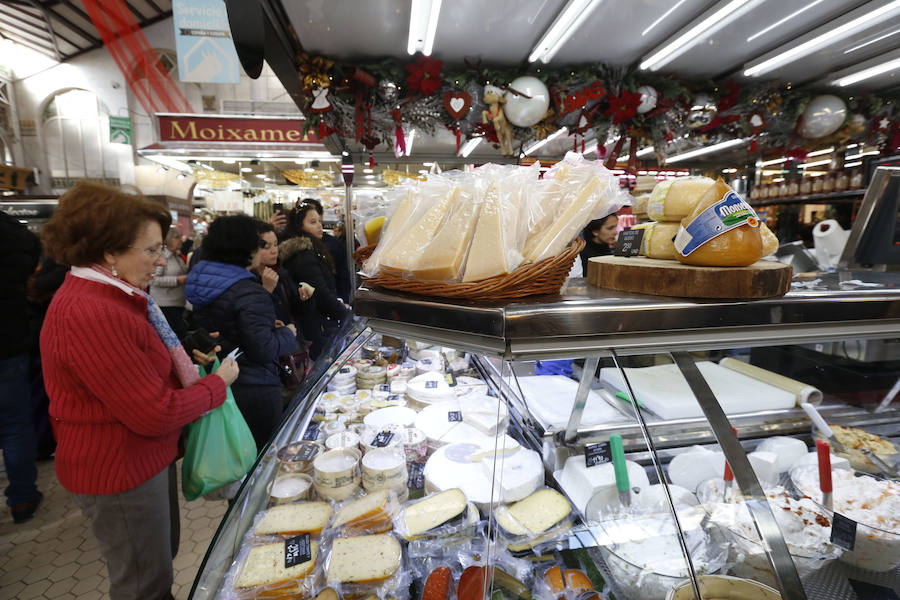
42, 181, 172, 267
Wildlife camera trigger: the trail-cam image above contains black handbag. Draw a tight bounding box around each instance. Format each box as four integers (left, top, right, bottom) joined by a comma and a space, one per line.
278, 348, 310, 390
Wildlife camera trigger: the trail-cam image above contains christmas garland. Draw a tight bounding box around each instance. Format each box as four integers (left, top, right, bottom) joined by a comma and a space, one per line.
297, 51, 899, 166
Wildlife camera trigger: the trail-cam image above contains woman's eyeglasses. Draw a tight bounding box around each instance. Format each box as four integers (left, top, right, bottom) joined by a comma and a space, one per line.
129, 244, 165, 259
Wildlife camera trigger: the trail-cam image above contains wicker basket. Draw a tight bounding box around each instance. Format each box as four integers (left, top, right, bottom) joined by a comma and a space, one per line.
358, 237, 585, 300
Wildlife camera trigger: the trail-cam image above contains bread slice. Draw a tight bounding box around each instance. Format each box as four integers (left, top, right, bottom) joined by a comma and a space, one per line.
326, 534, 402, 583
403, 488, 467, 536
235, 541, 318, 589
333, 490, 390, 527
254, 502, 332, 537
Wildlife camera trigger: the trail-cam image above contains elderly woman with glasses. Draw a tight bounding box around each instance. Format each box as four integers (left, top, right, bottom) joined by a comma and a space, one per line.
39, 182, 239, 600
149, 227, 189, 339
186, 214, 299, 452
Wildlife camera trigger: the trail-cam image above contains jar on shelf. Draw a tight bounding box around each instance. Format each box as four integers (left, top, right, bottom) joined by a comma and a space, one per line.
750, 186, 760, 200
835, 171, 849, 192
779, 182, 790, 197
812, 177, 825, 193
850, 169, 864, 189
799, 178, 812, 195
788, 180, 800, 196
822, 172, 836, 193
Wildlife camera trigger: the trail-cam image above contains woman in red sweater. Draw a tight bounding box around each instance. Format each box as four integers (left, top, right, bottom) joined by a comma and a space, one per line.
40, 182, 239, 600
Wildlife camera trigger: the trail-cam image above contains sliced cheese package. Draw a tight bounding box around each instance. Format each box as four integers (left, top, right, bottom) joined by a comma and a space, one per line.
493, 487, 574, 555
226, 540, 319, 600
324, 533, 409, 600
393, 488, 480, 543
331, 489, 400, 535
251, 501, 332, 540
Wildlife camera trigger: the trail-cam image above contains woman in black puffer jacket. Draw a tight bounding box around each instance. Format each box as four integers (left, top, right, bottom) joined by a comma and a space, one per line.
279, 202, 349, 359
186, 215, 298, 452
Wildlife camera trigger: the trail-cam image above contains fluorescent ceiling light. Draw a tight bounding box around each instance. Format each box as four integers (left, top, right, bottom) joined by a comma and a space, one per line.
641, 0, 762, 71
746, 0, 826, 42
745, 0, 900, 77
844, 160, 863, 167
800, 158, 832, 168
758, 157, 788, 167
582, 139, 599, 155
642, 0, 688, 37
255, 174, 266, 178
844, 26, 900, 53
722, 168, 738, 173
833, 54, 900, 86
665, 138, 747, 163
761, 169, 784, 175
771, 177, 786, 183
408, 0, 442, 55
523, 127, 569, 155
528, 0, 602, 63
240, 167, 252, 172
636, 146, 655, 157
459, 137, 483, 157
418, 169, 429, 174
304, 167, 315, 173
363, 168, 374, 174
806, 147, 834, 157
847, 143, 859, 149
846, 150, 880, 160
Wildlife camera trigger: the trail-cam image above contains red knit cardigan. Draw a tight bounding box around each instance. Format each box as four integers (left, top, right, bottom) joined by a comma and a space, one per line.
40, 274, 227, 494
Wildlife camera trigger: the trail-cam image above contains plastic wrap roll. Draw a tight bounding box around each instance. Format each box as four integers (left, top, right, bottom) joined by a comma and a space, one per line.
719, 358, 822, 405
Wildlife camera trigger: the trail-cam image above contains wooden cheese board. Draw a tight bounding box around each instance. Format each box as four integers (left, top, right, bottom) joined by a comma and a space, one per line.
587, 256, 792, 299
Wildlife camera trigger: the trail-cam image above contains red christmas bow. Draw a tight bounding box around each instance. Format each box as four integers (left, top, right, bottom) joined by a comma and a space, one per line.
405, 55, 443, 96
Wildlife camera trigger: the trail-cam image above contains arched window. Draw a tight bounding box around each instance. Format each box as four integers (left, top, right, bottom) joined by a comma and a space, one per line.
42, 89, 117, 188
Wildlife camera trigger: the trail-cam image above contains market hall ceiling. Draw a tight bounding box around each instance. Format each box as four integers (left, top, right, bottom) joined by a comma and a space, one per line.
0, 0, 172, 62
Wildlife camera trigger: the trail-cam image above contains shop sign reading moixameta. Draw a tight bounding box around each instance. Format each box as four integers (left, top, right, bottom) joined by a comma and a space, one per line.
157, 115, 318, 144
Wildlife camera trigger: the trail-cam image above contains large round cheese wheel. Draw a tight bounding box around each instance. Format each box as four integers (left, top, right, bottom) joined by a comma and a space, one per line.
648, 177, 715, 222
676, 178, 763, 267
406, 372, 455, 405
414, 400, 503, 448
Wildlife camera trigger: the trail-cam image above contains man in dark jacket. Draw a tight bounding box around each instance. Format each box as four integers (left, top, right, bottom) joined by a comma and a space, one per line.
184, 215, 298, 452
0, 211, 43, 523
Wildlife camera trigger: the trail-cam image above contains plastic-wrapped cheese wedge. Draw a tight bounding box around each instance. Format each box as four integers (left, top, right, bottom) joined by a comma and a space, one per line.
462, 184, 521, 282
326, 534, 401, 583
235, 540, 318, 590
674, 178, 763, 267
523, 177, 602, 263
379, 186, 460, 276
647, 176, 715, 222
253, 501, 332, 537
411, 189, 482, 281
637, 221, 680, 260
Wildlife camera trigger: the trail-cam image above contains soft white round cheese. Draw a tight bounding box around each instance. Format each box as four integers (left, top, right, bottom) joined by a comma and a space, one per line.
755, 436, 808, 474
667, 446, 725, 493
363, 406, 418, 429
407, 372, 454, 405
558, 456, 650, 515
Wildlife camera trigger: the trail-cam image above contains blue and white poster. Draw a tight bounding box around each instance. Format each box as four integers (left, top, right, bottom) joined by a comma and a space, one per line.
172, 0, 241, 84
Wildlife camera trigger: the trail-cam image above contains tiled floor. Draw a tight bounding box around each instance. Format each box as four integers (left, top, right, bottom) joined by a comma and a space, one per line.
1, 458, 227, 600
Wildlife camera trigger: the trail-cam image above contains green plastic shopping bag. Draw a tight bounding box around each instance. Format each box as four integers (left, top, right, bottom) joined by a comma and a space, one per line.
182, 358, 256, 501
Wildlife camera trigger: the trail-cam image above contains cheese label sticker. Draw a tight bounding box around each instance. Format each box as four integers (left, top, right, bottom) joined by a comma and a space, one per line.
673, 191, 758, 257
372, 431, 394, 447
284, 533, 312, 568
387, 394, 401, 402
378, 384, 390, 392
447, 410, 462, 422
339, 367, 350, 374
445, 372, 458, 387
585, 442, 613, 468
831, 512, 857, 551
301, 423, 320, 441
408, 462, 425, 490
425, 380, 438, 389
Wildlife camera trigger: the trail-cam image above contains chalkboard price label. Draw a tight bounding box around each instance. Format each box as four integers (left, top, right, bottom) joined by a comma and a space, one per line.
372, 431, 394, 447
831, 512, 857, 551
585, 442, 613, 468
284, 534, 311, 568
614, 228, 644, 257
447, 411, 462, 422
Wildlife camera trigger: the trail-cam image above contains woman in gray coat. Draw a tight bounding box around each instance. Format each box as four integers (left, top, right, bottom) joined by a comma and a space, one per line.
149, 227, 188, 339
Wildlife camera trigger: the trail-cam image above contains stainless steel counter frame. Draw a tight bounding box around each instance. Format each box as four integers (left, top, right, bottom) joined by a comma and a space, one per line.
356, 271, 900, 360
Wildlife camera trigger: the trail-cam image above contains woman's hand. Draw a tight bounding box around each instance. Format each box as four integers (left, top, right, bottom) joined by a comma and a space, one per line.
298, 282, 314, 301
216, 357, 240, 386
261, 267, 279, 293
276, 319, 297, 336
176, 274, 188, 285
190, 331, 221, 366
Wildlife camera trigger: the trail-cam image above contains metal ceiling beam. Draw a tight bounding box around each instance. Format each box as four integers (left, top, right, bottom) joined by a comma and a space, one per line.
63, 10, 173, 62
0, 11, 58, 40
0, 28, 54, 50
42, 4, 102, 46
143, 0, 163, 16
0, 30, 57, 57
21, 0, 63, 59
0, 3, 49, 30
121, 0, 146, 21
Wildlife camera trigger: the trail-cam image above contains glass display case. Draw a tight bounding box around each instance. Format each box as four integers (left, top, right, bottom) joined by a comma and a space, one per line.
190, 272, 900, 600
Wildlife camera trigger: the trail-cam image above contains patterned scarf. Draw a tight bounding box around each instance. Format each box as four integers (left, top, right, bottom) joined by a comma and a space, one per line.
70, 265, 201, 388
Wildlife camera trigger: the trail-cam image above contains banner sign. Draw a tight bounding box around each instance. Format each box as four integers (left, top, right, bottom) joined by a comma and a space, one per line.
158, 115, 318, 144
172, 0, 241, 84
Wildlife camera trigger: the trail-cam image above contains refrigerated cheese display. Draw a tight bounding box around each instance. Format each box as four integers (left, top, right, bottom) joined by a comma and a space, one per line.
190, 271, 900, 600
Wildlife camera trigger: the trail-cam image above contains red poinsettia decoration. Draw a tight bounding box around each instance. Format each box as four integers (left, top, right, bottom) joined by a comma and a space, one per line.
605, 89, 643, 125
405, 55, 443, 96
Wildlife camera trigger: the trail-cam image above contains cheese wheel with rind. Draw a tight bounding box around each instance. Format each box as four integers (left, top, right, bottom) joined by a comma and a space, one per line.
639, 221, 680, 260
675, 178, 763, 267
648, 176, 714, 222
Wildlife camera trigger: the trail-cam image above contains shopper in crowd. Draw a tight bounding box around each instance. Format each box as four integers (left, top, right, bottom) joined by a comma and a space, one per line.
302, 198, 352, 303
256, 221, 315, 338
186, 215, 299, 452
280, 201, 350, 359
0, 210, 43, 524
39, 182, 238, 600
149, 227, 189, 340
580, 214, 619, 276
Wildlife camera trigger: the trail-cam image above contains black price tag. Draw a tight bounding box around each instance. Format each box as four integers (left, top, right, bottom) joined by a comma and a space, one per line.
830, 512, 857, 551
849, 579, 900, 600
425, 380, 438, 389
284, 534, 312, 568
340, 367, 350, 374
445, 372, 458, 387
294, 443, 319, 462
585, 442, 613, 468
447, 411, 462, 422
387, 394, 401, 402
408, 462, 425, 489
301, 424, 320, 441
614, 228, 644, 257
372, 431, 394, 447
378, 384, 390, 392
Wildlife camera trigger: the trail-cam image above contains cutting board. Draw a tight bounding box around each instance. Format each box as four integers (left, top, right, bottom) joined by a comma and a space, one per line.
516, 375, 632, 431
599, 361, 796, 420
587, 255, 792, 299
